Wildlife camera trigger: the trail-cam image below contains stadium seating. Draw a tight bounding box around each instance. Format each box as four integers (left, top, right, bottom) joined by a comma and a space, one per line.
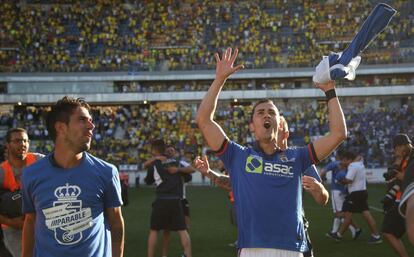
0, 0, 413, 72
1, 99, 412, 169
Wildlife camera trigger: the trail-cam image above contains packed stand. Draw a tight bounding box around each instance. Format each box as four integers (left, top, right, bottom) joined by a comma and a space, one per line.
0, 99, 412, 169
0, 0, 413, 72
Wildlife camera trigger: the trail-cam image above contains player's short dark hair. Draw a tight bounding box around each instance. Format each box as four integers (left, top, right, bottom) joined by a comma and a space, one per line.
46, 96, 91, 141
151, 139, 166, 155
5, 128, 27, 143
341, 150, 357, 161
250, 99, 274, 122
393, 133, 412, 148
166, 144, 175, 150
335, 146, 346, 159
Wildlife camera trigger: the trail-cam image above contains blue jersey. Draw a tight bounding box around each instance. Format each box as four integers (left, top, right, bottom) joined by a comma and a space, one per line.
323, 161, 343, 191
333, 170, 348, 194
218, 140, 316, 252
304, 165, 322, 182
22, 152, 123, 257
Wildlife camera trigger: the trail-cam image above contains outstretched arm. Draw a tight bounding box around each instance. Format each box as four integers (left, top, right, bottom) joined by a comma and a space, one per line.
312, 81, 347, 161
196, 48, 244, 151
194, 156, 231, 192
143, 155, 166, 169
167, 165, 196, 174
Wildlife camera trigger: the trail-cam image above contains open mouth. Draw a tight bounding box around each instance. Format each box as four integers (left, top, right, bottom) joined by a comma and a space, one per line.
264, 122, 271, 129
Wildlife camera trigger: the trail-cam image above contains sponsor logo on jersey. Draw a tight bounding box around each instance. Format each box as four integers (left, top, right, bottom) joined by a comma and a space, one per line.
245, 155, 263, 173
263, 162, 294, 178
245, 155, 294, 178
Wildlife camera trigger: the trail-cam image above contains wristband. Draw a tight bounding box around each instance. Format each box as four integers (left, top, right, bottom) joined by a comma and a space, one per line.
325, 89, 337, 102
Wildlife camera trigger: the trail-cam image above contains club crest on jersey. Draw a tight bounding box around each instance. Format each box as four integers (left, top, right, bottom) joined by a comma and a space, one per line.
42, 183, 93, 245
245, 155, 263, 173
279, 152, 296, 162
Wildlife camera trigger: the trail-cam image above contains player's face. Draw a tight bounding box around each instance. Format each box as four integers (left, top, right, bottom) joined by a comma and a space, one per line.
7, 131, 29, 160
340, 158, 352, 168
64, 107, 95, 153
249, 102, 279, 142
166, 147, 176, 158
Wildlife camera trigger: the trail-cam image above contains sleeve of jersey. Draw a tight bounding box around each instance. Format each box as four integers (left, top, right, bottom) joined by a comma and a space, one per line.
104, 165, 123, 208
214, 139, 243, 174
179, 160, 190, 167
306, 143, 319, 165
297, 144, 319, 175
303, 165, 322, 182
21, 168, 35, 214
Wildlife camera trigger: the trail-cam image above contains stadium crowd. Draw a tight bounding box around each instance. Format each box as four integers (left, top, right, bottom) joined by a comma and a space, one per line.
1, 0, 413, 72
1, 99, 412, 169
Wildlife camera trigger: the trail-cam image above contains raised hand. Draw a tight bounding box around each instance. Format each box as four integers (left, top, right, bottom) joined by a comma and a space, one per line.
194, 155, 210, 176
215, 47, 244, 81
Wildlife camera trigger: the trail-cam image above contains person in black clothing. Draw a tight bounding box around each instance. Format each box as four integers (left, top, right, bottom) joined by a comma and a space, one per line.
165, 145, 195, 226
145, 139, 192, 257
160, 145, 195, 257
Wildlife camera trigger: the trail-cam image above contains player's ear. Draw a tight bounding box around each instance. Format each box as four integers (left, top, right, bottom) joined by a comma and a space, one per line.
55, 121, 67, 138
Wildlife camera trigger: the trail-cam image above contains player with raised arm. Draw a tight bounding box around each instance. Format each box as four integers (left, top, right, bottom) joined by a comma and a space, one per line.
196, 47, 346, 257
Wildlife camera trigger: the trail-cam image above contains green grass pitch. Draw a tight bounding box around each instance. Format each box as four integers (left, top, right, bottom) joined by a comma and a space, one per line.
122, 184, 414, 257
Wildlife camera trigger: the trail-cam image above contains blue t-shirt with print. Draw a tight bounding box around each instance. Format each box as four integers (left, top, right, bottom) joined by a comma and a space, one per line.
21, 152, 123, 257
218, 140, 316, 252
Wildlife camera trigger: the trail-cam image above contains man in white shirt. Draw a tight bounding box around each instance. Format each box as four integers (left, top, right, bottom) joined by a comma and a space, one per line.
330, 150, 382, 244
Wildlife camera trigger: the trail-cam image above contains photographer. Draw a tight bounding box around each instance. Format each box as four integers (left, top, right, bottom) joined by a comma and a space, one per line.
381, 134, 412, 257
396, 134, 414, 246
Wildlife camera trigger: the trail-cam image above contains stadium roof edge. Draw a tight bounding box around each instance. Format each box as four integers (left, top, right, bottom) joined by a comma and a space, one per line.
0, 63, 413, 82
